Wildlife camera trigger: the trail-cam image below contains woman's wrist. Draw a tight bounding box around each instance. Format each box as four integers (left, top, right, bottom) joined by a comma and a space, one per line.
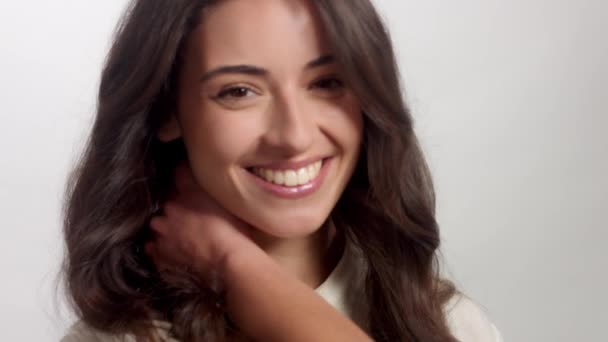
217, 243, 372, 342
219, 243, 277, 286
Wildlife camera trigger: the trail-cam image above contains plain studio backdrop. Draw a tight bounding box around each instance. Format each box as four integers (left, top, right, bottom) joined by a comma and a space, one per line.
0, 0, 606, 341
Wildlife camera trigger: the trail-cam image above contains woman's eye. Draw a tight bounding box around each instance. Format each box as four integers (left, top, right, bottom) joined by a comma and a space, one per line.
312, 77, 345, 93
216, 86, 254, 100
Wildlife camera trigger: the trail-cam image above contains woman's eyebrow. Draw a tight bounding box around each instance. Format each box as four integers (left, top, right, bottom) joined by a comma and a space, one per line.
305, 54, 335, 69
199, 55, 335, 83
200, 65, 267, 83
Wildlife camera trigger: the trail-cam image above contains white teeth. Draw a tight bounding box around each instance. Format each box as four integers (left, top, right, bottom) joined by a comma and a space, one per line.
307, 164, 315, 176
274, 170, 285, 185
253, 160, 323, 187
297, 168, 309, 185
284, 170, 298, 186
264, 169, 273, 183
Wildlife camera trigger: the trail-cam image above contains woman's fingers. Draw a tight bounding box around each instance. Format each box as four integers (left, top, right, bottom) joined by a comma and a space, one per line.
149, 215, 170, 235
145, 241, 185, 273
145, 162, 261, 278
174, 162, 199, 194
144, 241, 159, 263
144, 241, 165, 270
148, 215, 187, 266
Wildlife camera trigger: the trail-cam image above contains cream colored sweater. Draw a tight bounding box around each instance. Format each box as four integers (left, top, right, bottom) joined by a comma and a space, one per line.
63, 244, 503, 341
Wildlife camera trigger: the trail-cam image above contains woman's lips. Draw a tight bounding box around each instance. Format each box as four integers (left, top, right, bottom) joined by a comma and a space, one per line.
247, 158, 332, 198
252, 160, 323, 187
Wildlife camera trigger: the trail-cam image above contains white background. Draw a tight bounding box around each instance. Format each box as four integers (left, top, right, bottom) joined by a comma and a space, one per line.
0, 1, 606, 341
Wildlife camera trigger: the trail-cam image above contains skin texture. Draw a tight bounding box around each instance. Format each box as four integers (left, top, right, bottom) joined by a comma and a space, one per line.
156, 0, 363, 288
148, 0, 370, 340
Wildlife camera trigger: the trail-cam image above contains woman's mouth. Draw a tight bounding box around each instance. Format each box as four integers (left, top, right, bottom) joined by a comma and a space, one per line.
251, 160, 323, 187
246, 158, 331, 198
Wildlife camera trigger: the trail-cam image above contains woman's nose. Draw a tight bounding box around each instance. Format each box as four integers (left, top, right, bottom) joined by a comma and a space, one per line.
262, 90, 315, 155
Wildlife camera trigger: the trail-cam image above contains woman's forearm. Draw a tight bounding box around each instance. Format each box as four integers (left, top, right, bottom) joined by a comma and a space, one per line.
221, 249, 372, 342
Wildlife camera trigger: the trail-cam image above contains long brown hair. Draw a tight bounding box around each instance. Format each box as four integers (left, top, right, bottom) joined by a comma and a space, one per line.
62, 0, 457, 341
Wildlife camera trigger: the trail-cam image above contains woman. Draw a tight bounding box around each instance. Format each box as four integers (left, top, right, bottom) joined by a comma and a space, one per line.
62, 0, 502, 341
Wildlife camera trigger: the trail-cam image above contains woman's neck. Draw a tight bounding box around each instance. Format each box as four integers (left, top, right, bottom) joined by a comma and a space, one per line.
249, 223, 344, 288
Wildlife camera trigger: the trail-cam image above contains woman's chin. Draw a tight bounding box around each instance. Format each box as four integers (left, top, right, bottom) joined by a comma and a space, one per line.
249, 216, 329, 241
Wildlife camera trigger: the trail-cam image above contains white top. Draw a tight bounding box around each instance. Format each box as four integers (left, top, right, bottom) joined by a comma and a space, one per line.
63, 244, 503, 341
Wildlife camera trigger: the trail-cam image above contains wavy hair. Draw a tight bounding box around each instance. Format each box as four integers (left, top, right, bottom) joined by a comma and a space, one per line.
62, 0, 457, 340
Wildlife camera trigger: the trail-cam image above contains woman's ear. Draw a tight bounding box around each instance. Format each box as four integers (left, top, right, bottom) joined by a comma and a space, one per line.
158, 114, 182, 142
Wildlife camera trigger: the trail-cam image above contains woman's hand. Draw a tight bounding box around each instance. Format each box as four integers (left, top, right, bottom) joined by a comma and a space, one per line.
145, 162, 261, 280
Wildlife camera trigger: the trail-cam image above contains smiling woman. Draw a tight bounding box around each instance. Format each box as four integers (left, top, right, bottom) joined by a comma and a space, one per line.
61, 0, 500, 341
158, 3, 363, 241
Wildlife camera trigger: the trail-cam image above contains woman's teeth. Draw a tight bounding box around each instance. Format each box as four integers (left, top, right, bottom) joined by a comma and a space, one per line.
252, 160, 323, 187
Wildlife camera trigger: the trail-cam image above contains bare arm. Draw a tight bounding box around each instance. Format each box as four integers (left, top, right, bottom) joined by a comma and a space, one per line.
221, 248, 372, 342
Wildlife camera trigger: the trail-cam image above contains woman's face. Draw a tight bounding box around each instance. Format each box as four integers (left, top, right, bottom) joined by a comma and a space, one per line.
162, 0, 363, 239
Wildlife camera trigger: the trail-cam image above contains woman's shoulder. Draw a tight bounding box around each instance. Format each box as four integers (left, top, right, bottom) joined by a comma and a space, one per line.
61, 321, 128, 342
444, 294, 503, 342
61, 320, 177, 342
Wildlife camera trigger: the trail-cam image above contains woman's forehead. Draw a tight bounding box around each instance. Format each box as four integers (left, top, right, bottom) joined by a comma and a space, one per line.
184, 0, 330, 72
